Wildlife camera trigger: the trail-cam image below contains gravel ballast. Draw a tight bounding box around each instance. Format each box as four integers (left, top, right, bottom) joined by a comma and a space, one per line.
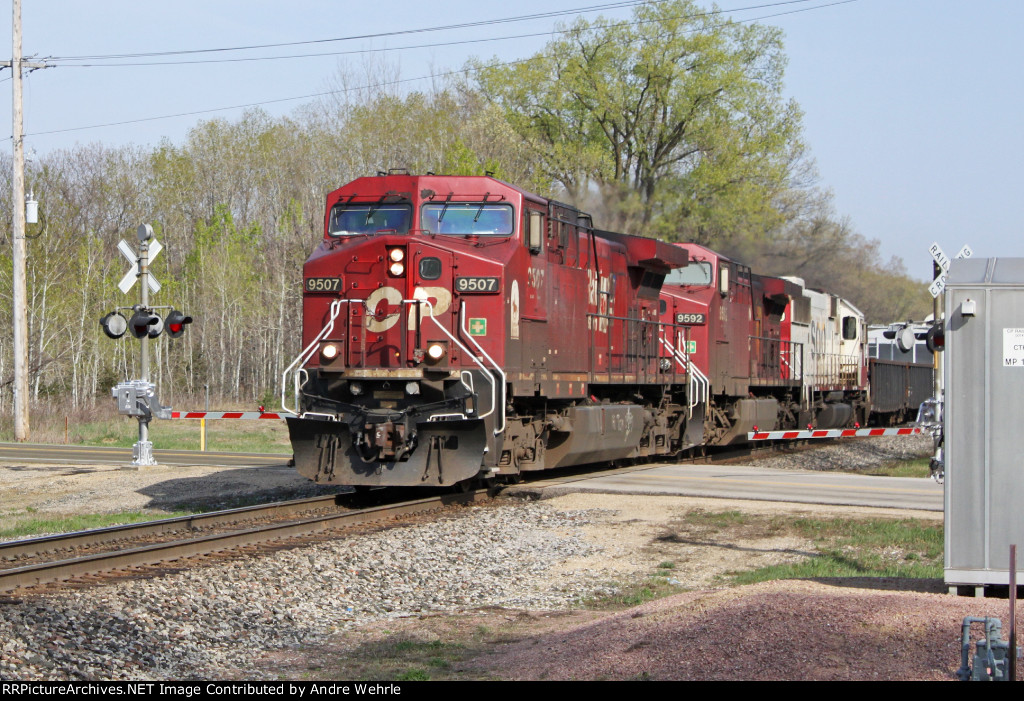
0, 501, 614, 680
1, 436, 993, 682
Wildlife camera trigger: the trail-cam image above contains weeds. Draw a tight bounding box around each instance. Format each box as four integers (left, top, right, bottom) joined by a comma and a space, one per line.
730, 516, 942, 584
0, 510, 195, 540
0, 399, 291, 453
864, 457, 932, 478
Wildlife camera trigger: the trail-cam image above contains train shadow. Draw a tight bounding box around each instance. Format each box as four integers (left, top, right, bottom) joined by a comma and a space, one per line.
808, 577, 947, 594
655, 533, 819, 561
135, 466, 349, 512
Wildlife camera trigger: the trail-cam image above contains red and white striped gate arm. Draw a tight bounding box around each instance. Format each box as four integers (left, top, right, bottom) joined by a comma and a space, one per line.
748, 427, 922, 441
170, 411, 296, 420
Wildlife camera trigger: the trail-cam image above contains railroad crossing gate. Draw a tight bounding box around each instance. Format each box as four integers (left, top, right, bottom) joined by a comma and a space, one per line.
944, 257, 1024, 593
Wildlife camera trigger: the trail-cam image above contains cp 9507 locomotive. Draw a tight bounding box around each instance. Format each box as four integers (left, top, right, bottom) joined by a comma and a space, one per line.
283, 172, 876, 488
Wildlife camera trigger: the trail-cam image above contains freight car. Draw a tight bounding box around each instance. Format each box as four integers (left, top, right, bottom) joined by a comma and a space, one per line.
282, 172, 886, 488
867, 322, 935, 424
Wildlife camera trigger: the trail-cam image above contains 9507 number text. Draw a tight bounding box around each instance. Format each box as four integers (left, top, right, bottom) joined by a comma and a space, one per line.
455, 277, 499, 293
306, 277, 342, 292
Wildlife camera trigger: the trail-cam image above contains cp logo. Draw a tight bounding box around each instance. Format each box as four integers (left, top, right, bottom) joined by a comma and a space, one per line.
363, 286, 452, 332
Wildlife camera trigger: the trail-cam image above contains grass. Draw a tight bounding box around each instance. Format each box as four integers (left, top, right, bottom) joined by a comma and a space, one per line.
0, 400, 292, 453
0, 509, 196, 540
262, 508, 944, 681
730, 516, 943, 584
75, 417, 292, 454
318, 632, 493, 681
585, 511, 943, 609
587, 561, 689, 610
864, 457, 932, 478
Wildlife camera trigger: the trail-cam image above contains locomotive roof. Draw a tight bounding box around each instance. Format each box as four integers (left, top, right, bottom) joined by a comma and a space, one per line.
327, 173, 536, 203
327, 173, 689, 272
595, 229, 689, 273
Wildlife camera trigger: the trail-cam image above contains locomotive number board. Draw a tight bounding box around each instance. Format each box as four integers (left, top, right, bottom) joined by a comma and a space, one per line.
675, 313, 707, 325
455, 277, 500, 293
306, 277, 342, 292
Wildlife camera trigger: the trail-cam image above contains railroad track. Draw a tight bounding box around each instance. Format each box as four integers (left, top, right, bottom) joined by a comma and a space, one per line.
0, 490, 489, 594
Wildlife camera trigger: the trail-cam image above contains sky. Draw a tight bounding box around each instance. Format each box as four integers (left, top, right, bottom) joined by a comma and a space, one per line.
0, 0, 1019, 283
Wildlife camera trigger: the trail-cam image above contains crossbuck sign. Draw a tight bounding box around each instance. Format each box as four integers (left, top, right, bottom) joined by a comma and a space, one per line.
118, 237, 162, 294
929, 242, 973, 298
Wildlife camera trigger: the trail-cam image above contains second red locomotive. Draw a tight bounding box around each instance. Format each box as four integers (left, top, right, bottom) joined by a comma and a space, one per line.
284, 172, 869, 487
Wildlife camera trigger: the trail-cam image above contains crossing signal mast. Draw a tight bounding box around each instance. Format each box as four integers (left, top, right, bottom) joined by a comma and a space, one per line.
99, 224, 193, 467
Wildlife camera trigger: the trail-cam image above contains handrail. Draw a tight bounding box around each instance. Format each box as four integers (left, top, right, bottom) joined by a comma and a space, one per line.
459, 301, 506, 435
281, 300, 345, 415
280, 297, 498, 426
415, 299, 499, 425
660, 331, 708, 418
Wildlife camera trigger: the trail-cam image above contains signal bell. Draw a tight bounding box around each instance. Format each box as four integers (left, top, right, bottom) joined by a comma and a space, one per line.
165, 310, 193, 338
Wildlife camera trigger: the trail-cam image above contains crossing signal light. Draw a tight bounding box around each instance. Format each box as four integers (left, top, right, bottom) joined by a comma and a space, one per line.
100, 312, 128, 339
926, 323, 945, 353
129, 310, 163, 339
165, 310, 193, 338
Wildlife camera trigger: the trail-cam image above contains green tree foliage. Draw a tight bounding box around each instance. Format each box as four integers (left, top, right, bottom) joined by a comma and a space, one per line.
472, 0, 803, 248
0, 45, 930, 416
751, 211, 932, 324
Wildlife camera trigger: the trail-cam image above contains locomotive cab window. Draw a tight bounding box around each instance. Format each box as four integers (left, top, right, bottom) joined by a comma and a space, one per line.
328, 203, 411, 236
665, 261, 713, 286
842, 315, 858, 340
527, 211, 543, 252
419, 257, 442, 280
420, 203, 514, 236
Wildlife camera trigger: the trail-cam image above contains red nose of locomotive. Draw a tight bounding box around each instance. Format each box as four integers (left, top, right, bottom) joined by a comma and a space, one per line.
302, 237, 464, 371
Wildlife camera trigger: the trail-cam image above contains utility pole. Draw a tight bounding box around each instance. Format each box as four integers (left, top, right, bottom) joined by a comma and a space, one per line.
11, 0, 28, 441
8, 0, 49, 441
10, 0, 26, 437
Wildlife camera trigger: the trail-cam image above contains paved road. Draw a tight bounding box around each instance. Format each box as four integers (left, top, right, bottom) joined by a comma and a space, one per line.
0, 442, 291, 468
523, 462, 944, 512
0, 443, 942, 511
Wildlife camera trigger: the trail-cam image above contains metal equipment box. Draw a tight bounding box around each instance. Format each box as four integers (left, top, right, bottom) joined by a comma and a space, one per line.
945, 257, 1024, 591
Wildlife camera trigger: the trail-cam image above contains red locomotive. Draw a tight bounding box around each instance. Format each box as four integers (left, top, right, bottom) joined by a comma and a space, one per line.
659, 244, 869, 447
284, 172, 870, 487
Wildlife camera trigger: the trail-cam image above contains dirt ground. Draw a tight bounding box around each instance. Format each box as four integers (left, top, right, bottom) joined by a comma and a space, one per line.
1, 461, 1014, 681
0, 462, 334, 525
252, 492, 990, 682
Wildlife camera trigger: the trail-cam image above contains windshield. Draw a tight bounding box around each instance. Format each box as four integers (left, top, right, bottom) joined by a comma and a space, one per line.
420, 203, 514, 236
328, 203, 412, 236
665, 261, 713, 286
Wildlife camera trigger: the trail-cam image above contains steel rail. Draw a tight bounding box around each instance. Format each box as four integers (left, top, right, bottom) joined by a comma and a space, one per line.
0, 490, 488, 593
0, 494, 346, 560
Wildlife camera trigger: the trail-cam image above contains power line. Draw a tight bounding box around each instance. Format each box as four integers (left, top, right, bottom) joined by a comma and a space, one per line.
51, 0, 827, 69
47, 1, 657, 61
21, 0, 857, 140
47, 0, 822, 68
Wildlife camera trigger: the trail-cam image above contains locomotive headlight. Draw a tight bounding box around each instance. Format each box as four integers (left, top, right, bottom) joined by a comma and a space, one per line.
405, 381, 420, 396
389, 261, 405, 276
388, 248, 405, 263
321, 343, 339, 360
349, 381, 364, 396
659, 358, 672, 372
427, 343, 446, 361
